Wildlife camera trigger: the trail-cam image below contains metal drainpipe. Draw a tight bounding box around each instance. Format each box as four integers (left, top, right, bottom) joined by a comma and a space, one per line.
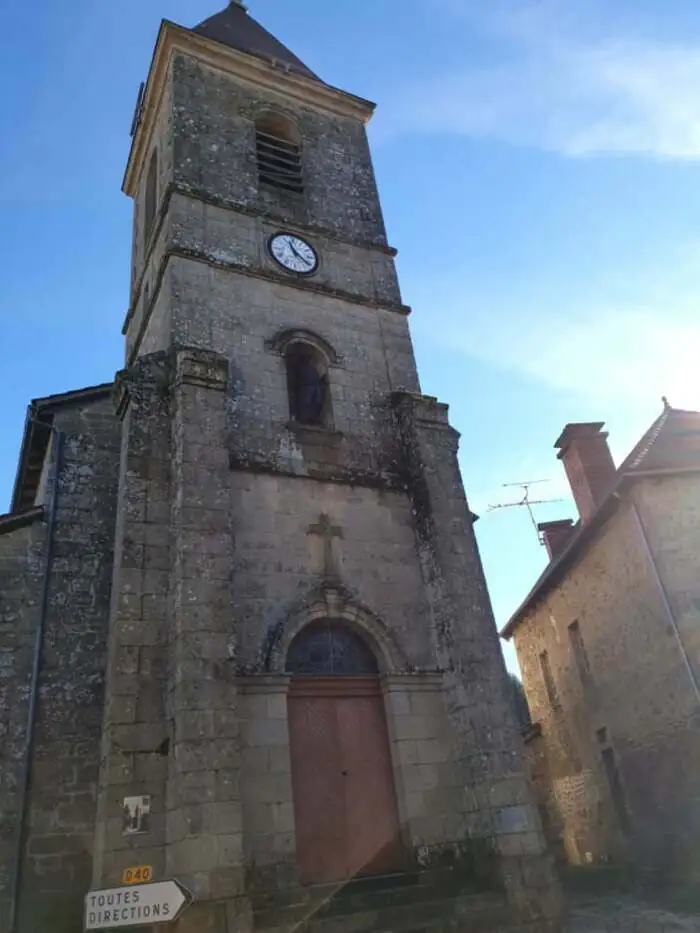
628, 491, 700, 706
8, 418, 64, 933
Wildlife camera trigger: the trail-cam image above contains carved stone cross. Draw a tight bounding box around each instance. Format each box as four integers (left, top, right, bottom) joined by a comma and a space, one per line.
307, 513, 344, 581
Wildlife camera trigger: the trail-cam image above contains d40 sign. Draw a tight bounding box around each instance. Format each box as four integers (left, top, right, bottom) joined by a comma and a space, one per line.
121, 865, 152, 885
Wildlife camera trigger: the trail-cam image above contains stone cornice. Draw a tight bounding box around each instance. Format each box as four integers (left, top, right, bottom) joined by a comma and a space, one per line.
124, 20, 376, 197
175, 347, 229, 390
233, 672, 446, 694
171, 183, 398, 257
236, 674, 292, 694
125, 244, 410, 365
228, 453, 406, 494
124, 181, 401, 342
391, 391, 460, 443
382, 672, 445, 691
169, 243, 409, 314
0, 506, 44, 537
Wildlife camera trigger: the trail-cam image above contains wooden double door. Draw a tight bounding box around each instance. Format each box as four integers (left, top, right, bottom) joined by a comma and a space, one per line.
288, 676, 403, 884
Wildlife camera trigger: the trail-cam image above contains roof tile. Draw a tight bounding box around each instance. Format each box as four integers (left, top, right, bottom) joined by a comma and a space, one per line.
193, 3, 321, 82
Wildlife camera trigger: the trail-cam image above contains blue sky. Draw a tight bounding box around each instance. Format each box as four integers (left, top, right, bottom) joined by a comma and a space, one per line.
3, 0, 700, 673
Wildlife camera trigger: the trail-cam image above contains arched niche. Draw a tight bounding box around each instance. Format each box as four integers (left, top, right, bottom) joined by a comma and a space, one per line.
284, 340, 332, 427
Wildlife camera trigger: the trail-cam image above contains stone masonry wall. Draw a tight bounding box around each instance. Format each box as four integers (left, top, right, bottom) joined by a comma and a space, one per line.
513, 488, 700, 879
167, 195, 401, 308
107, 28, 566, 931
633, 474, 700, 687
129, 252, 420, 511
0, 514, 45, 932
130, 70, 174, 311
228, 473, 432, 672
522, 732, 605, 866
629, 474, 700, 875
125, 51, 410, 365
91, 356, 172, 891
0, 394, 121, 933
165, 347, 245, 933
171, 55, 389, 248
135, 259, 417, 401
22, 396, 120, 933
85, 345, 565, 932
392, 393, 564, 930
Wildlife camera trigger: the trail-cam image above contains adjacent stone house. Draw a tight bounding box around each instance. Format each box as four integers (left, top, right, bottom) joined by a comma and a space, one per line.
0, 4, 563, 932
502, 408, 700, 881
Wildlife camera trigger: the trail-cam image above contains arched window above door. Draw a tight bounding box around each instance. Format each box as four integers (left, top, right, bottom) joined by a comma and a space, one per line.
287, 622, 379, 676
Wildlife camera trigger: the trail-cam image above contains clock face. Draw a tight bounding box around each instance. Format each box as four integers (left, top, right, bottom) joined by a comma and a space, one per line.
269, 233, 318, 276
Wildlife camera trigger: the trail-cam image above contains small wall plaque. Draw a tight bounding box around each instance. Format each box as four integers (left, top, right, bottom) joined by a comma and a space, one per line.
122, 796, 151, 835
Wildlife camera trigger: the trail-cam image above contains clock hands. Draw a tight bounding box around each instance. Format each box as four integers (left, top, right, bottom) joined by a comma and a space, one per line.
288, 239, 310, 266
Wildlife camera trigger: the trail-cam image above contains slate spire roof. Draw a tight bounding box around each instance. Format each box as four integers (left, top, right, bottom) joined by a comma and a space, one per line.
193, 2, 321, 81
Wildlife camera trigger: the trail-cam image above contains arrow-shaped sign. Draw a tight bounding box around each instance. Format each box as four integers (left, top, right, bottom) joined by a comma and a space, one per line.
84, 880, 189, 929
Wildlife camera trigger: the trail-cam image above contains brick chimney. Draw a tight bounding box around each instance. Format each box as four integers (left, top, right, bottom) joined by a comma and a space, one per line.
554, 422, 616, 522
538, 519, 575, 560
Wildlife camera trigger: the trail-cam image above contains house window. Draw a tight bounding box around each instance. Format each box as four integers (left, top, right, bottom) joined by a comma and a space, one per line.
285, 342, 331, 427
568, 620, 593, 686
255, 112, 304, 194
144, 149, 158, 245
601, 746, 630, 831
539, 650, 560, 709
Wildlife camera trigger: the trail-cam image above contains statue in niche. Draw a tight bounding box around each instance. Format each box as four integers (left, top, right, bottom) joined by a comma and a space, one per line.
287, 345, 328, 426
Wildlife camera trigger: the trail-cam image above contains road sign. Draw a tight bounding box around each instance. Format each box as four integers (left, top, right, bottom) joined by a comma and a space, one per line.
84, 880, 188, 929
121, 865, 153, 885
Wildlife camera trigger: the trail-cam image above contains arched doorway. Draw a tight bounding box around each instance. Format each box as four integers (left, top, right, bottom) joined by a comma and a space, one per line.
286, 621, 403, 884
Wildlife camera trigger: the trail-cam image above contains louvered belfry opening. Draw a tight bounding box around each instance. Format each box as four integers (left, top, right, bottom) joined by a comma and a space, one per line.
255, 112, 304, 194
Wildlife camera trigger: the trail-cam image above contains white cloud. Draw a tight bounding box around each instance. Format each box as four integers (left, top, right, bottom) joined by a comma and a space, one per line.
463, 304, 700, 405
386, 0, 700, 159
410, 242, 700, 411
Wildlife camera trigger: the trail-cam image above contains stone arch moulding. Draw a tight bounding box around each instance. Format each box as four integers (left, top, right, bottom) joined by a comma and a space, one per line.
265, 327, 342, 367
264, 585, 410, 675
253, 106, 302, 144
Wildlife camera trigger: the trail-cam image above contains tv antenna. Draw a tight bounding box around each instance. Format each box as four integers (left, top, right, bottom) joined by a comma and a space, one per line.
487, 480, 564, 544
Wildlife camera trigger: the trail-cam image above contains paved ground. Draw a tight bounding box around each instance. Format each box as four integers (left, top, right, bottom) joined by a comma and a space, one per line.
569, 897, 700, 932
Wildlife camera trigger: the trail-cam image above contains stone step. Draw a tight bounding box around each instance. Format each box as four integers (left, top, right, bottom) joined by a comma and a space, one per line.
251, 871, 413, 923
254, 877, 511, 933
252, 867, 500, 921
316, 893, 510, 933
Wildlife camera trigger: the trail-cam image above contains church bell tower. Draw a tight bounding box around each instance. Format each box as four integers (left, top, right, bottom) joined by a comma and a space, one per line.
94, 3, 564, 930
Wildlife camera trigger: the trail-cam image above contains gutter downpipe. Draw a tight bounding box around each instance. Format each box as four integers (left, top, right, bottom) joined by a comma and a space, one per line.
8, 417, 64, 933
627, 490, 700, 707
